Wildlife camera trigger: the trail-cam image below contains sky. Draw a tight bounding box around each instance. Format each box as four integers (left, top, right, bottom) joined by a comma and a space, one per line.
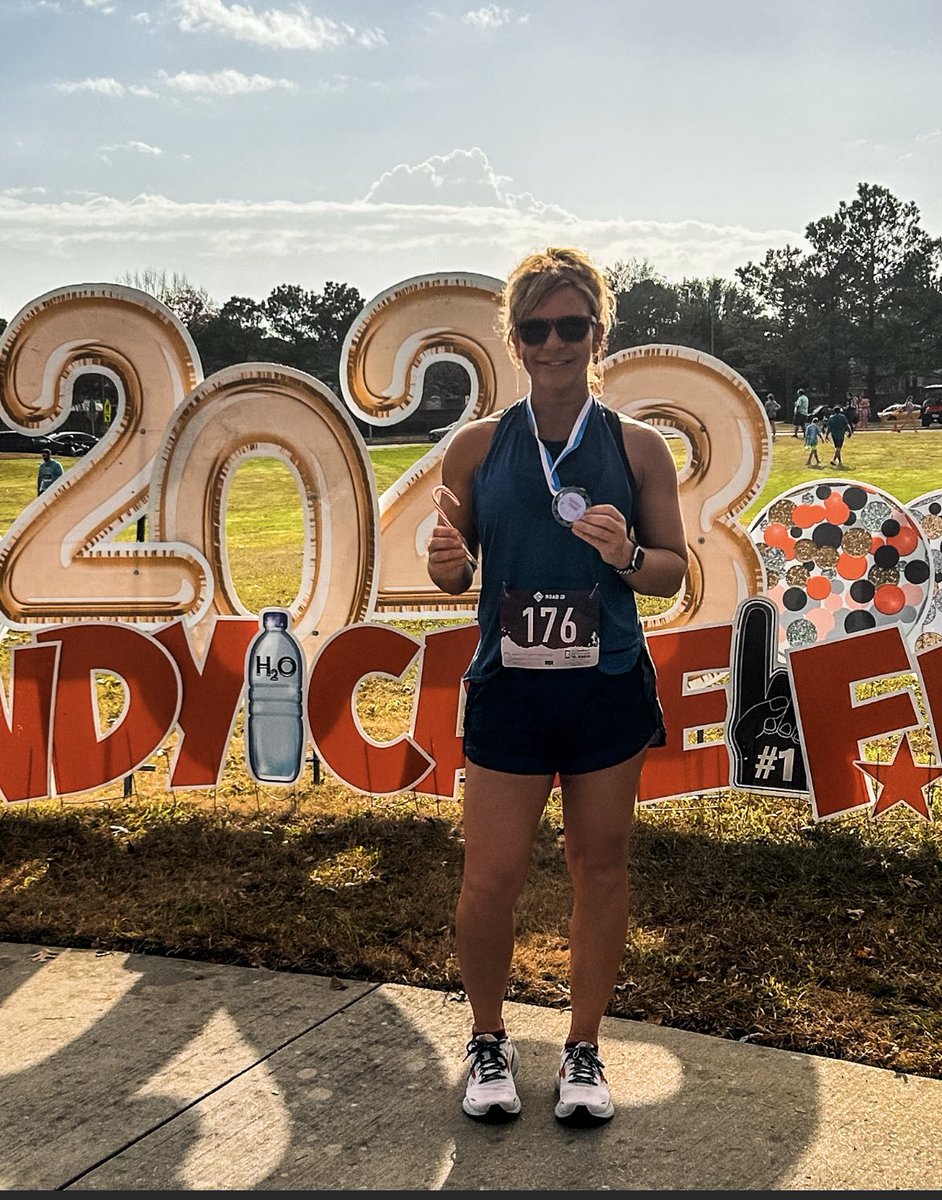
1, 0, 941, 320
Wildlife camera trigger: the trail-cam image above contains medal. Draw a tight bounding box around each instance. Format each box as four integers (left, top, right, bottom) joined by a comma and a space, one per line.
525, 395, 594, 527
552, 485, 591, 527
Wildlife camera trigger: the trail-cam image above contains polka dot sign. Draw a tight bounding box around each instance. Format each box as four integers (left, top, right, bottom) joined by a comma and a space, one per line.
905, 489, 942, 650
748, 480, 932, 652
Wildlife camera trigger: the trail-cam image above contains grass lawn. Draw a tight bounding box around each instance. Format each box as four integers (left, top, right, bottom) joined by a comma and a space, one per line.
2, 427, 942, 1080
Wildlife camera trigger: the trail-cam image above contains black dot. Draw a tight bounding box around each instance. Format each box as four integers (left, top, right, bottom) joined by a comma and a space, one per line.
844, 487, 868, 510
845, 611, 877, 633
790, 527, 803, 538
881, 519, 901, 537
783, 587, 808, 611
850, 579, 875, 602
803, 560, 815, 571
874, 545, 900, 569
815, 485, 832, 499
905, 560, 931, 584
930, 503, 942, 515
846, 513, 857, 525
812, 523, 843, 548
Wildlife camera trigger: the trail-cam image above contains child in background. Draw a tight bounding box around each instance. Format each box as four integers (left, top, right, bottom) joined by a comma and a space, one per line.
804, 416, 821, 466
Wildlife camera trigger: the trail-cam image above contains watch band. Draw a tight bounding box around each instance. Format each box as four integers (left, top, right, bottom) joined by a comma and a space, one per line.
613, 543, 645, 577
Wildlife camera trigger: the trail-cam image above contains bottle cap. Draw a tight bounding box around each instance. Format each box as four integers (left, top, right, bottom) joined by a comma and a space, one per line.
262, 610, 288, 630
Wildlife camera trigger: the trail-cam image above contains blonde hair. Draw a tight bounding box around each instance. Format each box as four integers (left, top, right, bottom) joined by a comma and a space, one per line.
499, 247, 615, 397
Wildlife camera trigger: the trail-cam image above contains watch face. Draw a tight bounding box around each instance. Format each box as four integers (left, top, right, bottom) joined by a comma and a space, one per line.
632, 545, 645, 571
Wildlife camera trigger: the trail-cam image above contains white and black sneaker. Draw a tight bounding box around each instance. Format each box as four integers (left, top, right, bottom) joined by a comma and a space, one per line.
462, 1032, 521, 1120
555, 1041, 615, 1125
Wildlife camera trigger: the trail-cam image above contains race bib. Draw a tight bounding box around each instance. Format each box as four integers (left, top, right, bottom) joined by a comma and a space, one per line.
499, 587, 600, 669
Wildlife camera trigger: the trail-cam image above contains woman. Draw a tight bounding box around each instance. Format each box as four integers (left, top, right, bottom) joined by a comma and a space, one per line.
427, 247, 688, 1126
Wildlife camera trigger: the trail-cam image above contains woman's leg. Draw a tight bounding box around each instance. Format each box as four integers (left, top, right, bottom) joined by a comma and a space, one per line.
457, 762, 553, 1033
558, 752, 646, 1045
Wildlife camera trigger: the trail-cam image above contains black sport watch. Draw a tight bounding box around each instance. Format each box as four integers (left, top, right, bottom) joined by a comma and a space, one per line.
613, 543, 645, 577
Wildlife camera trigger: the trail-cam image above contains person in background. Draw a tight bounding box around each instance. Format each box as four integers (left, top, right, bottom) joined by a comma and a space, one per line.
898, 395, 919, 433
827, 406, 851, 466
36, 448, 63, 495
793, 388, 809, 438
804, 415, 821, 467
764, 392, 780, 440
857, 395, 871, 426
427, 246, 687, 1127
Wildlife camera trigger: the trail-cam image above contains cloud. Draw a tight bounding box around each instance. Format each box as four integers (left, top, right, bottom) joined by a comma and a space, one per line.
53, 70, 293, 100
362, 147, 561, 216
81, 0, 117, 10
98, 141, 164, 159
54, 76, 128, 97
0, 187, 48, 197
462, 5, 528, 30
0, 181, 801, 313
173, 0, 385, 50
157, 68, 298, 95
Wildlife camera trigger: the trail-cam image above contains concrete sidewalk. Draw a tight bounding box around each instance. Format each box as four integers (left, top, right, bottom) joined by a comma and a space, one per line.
1, 940, 939, 1192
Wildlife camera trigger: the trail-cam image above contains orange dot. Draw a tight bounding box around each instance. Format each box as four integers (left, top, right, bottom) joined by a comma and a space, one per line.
807, 575, 832, 601
823, 494, 851, 524
837, 554, 868, 580
870, 535, 884, 554
801, 576, 830, 600
763, 522, 791, 549
791, 504, 827, 528
874, 584, 905, 615
888, 525, 920, 556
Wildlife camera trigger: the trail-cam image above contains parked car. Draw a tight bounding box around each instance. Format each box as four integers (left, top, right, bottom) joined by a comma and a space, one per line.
429, 421, 458, 443
876, 403, 906, 423
921, 385, 942, 427
0, 429, 57, 454
48, 430, 99, 456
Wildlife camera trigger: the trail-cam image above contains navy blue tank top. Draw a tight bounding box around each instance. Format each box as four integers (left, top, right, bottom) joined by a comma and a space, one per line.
466, 398, 644, 680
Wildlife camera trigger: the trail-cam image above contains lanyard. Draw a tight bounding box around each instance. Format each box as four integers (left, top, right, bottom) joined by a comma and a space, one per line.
524, 395, 593, 497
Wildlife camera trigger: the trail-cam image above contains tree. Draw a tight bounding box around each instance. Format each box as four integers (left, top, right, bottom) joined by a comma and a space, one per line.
609, 277, 680, 352
263, 284, 318, 347
193, 296, 268, 376
737, 245, 812, 414
806, 184, 941, 401
118, 268, 217, 332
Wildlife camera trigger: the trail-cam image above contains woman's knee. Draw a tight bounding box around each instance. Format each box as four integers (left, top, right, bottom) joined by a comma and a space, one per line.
564, 849, 629, 895
460, 863, 529, 908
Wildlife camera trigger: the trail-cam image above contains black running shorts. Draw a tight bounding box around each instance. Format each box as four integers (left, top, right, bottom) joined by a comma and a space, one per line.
463, 655, 664, 777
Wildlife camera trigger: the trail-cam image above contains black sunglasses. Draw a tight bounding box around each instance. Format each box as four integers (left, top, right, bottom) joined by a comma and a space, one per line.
515, 315, 597, 346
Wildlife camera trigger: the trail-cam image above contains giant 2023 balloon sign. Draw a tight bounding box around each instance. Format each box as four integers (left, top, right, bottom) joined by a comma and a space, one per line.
1, 277, 941, 820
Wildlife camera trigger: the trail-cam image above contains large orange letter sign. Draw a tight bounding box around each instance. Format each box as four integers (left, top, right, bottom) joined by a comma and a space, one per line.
0, 644, 59, 803
640, 624, 733, 803
307, 624, 432, 795
36, 624, 181, 795
788, 627, 920, 819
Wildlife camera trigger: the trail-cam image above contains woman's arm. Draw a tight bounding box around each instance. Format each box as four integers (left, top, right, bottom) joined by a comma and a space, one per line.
570, 418, 688, 598
425, 420, 493, 596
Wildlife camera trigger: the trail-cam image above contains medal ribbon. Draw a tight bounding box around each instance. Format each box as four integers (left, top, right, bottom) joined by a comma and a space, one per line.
524, 394, 594, 498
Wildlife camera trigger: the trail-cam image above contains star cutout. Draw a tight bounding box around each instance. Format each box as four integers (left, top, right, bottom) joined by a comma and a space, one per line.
854, 733, 942, 820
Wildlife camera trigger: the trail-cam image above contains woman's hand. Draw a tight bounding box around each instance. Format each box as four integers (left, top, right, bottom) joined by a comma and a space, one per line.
570, 504, 631, 568
427, 522, 476, 594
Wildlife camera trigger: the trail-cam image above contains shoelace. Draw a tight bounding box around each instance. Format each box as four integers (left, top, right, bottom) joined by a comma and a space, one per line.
465, 1037, 510, 1084
563, 1043, 605, 1086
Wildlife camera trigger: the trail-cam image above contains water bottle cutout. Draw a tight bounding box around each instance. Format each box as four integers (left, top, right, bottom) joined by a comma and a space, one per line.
245, 608, 305, 784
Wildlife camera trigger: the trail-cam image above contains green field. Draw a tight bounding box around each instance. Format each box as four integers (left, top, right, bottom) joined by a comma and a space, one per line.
0, 442, 438, 614
3, 424, 941, 557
